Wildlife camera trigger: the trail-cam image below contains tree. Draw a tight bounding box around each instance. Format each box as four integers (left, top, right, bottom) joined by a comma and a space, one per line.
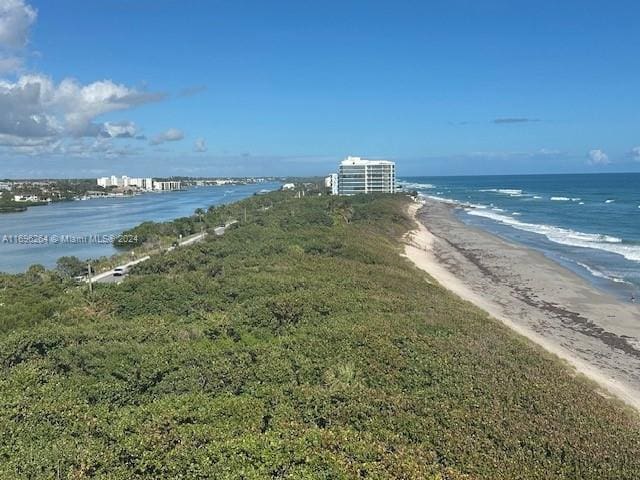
25, 264, 46, 283
56, 256, 86, 278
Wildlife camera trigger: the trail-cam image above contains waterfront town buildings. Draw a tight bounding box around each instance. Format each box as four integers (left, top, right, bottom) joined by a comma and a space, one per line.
97, 176, 155, 190
97, 176, 181, 191
14, 194, 49, 202
329, 156, 396, 195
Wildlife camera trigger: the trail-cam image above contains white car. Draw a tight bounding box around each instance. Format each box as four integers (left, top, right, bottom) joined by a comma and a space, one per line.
113, 266, 128, 277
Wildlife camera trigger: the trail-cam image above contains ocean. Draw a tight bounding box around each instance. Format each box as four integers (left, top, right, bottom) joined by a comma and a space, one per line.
400, 173, 640, 301
0, 182, 279, 273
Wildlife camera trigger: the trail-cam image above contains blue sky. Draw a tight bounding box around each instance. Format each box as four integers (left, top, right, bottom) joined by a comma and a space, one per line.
1, 0, 639, 177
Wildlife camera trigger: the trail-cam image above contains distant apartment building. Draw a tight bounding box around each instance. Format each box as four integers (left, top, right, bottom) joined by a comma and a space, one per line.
128, 177, 154, 190
324, 174, 339, 195
0, 182, 11, 191
97, 176, 154, 191
153, 180, 182, 191
97, 177, 110, 188
337, 156, 396, 195
97, 176, 125, 188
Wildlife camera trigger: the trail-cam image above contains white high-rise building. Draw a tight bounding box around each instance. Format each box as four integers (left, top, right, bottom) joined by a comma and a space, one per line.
126, 177, 154, 190
153, 180, 182, 191
97, 176, 155, 191
140, 178, 153, 190
337, 156, 396, 195
97, 177, 110, 188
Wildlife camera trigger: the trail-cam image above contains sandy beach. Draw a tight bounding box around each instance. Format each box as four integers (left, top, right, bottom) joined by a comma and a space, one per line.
404, 198, 640, 411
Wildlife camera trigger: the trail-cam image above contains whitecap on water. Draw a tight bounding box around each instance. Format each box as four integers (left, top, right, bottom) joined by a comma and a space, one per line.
479, 188, 524, 196
400, 182, 436, 190
465, 208, 640, 263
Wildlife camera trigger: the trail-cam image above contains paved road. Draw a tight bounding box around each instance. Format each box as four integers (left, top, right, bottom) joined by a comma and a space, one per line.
88, 222, 236, 285
90, 255, 151, 285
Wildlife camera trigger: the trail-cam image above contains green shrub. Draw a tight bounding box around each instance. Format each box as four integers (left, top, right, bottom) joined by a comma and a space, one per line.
0, 191, 638, 478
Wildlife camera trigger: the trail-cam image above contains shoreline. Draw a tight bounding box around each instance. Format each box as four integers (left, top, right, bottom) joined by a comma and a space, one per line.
0, 183, 279, 274
1, 182, 263, 215
404, 198, 640, 411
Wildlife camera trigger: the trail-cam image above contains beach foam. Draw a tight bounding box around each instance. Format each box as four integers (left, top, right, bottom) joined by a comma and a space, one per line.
421, 194, 460, 206
465, 208, 640, 263
479, 188, 524, 196
400, 182, 435, 190
576, 262, 630, 285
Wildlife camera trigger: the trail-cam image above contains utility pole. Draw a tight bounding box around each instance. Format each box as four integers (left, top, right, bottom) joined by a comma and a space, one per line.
87, 262, 93, 294
244, 206, 247, 223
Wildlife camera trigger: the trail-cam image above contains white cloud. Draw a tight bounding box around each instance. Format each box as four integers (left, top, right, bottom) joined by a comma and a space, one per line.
631, 146, 640, 162
65, 138, 142, 158
0, 0, 36, 48
537, 148, 563, 156
100, 121, 139, 139
151, 128, 184, 145
53, 76, 164, 136
587, 149, 610, 165
0, 0, 35, 73
194, 137, 207, 152
0, 0, 166, 159
5, 136, 143, 158
0, 74, 163, 147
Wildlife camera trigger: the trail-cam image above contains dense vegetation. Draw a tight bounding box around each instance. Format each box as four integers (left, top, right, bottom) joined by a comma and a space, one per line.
8, 179, 100, 201
112, 213, 207, 249
0, 191, 46, 213
0, 190, 638, 479
0, 201, 28, 213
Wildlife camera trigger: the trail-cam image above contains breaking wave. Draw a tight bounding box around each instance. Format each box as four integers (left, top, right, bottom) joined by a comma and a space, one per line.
400, 182, 435, 190
576, 262, 630, 285
465, 208, 640, 263
479, 188, 524, 196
